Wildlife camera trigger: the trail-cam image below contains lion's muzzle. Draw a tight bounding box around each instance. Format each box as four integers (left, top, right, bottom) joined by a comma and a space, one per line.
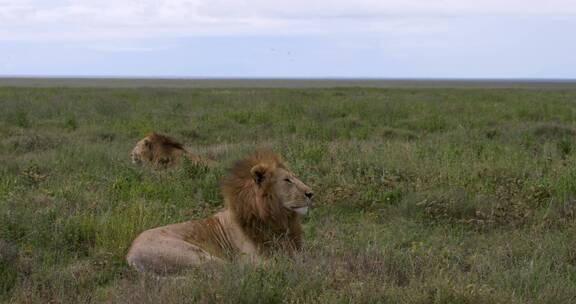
131, 152, 142, 165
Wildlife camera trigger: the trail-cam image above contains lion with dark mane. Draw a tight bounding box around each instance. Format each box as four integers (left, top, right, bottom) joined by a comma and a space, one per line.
126, 150, 313, 274
130, 132, 215, 167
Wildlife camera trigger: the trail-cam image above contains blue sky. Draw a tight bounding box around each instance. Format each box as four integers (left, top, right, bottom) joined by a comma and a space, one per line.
1, 0, 575, 78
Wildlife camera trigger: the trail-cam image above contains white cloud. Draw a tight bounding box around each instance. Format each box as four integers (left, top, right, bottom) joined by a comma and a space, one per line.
0, 0, 575, 41
85, 42, 180, 52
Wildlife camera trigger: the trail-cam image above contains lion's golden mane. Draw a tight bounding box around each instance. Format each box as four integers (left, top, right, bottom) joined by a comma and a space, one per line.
223, 151, 303, 253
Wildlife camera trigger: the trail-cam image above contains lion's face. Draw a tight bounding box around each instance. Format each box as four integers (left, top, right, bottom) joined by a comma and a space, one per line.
273, 168, 314, 215
130, 137, 153, 165
251, 165, 313, 215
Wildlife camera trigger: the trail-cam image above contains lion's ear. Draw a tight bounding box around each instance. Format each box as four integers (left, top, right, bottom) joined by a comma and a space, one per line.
250, 164, 269, 185
144, 138, 152, 148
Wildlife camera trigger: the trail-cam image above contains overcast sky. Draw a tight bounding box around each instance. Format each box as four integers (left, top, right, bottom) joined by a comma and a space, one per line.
1, 0, 575, 78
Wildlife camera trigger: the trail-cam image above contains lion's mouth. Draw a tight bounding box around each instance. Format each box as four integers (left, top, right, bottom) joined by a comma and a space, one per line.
291, 206, 309, 215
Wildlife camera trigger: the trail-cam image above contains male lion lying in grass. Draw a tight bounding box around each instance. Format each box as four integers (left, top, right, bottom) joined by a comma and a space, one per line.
126, 150, 313, 274
130, 132, 216, 168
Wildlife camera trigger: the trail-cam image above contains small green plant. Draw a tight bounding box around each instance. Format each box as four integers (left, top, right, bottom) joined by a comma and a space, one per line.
63, 115, 78, 131
0, 241, 19, 296
13, 111, 29, 128
557, 139, 572, 158
180, 157, 209, 179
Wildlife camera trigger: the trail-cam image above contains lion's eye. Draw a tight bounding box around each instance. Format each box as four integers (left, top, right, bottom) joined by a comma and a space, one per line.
284, 178, 293, 183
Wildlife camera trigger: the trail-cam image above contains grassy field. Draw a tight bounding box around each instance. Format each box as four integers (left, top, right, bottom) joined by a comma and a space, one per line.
1, 85, 576, 303
2, 78, 576, 89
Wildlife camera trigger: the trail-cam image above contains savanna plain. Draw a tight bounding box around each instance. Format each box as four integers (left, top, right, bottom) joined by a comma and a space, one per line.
1, 84, 576, 303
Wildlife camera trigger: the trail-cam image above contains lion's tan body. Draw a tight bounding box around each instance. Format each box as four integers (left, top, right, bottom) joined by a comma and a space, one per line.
126, 151, 313, 275
126, 210, 258, 274
130, 132, 215, 168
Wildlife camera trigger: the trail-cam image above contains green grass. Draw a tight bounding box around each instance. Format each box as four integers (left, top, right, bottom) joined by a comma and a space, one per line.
1, 86, 576, 303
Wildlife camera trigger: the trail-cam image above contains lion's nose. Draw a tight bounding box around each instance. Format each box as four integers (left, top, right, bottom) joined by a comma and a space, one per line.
305, 191, 313, 199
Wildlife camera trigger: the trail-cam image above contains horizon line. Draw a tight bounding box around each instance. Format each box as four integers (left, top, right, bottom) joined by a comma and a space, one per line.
1, 76, 576, 82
